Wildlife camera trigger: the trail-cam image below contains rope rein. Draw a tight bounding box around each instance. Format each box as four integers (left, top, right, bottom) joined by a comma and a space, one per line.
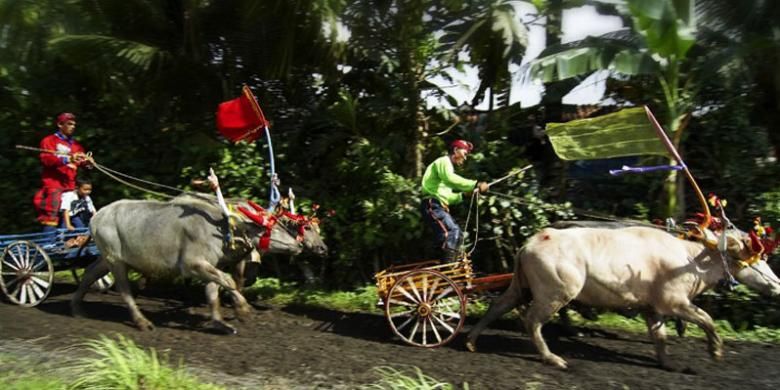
91, 161, 181, 199
462, 190, 480, 257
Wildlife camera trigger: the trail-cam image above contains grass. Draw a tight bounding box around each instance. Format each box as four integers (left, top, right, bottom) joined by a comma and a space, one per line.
246, 278, 780, 343
564, 311, 780, 343
1, 336, 463, 389
0, 335, 225, 390
361, 366, 468, 390
244, 277, 382, 313
0, 351, 66, 390
68, 334, 224, 390
0, 375, 66, 390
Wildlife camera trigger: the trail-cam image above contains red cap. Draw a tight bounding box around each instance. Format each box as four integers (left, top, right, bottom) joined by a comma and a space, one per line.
57, 112, 76, 124
451, 139, 473, 152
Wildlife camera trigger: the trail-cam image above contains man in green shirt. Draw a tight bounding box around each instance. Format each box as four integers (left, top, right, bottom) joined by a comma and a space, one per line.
420, 139, 489, 262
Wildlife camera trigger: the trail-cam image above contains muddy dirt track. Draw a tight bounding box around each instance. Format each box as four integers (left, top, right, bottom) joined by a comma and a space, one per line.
1, 283, 780, 389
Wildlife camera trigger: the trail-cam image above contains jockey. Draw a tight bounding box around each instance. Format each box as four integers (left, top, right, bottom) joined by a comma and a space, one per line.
420, 139, 488, 262
32, 112, 91, 231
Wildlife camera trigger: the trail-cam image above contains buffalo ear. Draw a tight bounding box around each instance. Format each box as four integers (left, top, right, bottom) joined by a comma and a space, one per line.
725, 231, 753, 260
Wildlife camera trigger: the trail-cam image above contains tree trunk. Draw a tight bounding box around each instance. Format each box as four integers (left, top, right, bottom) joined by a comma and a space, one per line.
397, 1, 425, 178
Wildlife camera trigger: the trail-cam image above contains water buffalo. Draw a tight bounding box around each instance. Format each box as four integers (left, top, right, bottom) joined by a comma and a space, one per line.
233, 206, 330, 287
182, 195, 329, 287
71, 196, 303, 333
552, 220, 689, 336
466, 226, 780, 370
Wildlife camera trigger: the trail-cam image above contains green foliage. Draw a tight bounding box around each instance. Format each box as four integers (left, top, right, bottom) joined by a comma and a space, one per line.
245, 278, 381, 313
0, 375, 65, 390
181, 141, 268, 199
362, 366, 468, 390
694, 286, 780, 334
750, 190, 780, 229
0, 353, 66, 390
1, 0, 778, 298
69, 334, 223, 390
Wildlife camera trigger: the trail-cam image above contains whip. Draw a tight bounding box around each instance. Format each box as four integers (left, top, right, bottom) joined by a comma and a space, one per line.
487, 164, 533, 187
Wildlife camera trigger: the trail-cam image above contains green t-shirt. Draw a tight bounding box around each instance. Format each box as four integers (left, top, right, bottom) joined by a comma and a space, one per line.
421, 156, 477, 206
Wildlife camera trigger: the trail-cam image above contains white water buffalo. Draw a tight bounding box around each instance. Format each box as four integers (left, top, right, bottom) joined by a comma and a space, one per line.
71, 196, 303, 333
466, 226, 780, 370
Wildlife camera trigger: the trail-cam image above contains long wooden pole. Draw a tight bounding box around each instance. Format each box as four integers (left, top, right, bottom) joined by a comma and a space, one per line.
644, 106, 711, 229
242, 85, 280, 209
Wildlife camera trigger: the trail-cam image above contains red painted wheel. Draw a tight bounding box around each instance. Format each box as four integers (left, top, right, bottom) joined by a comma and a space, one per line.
384, 269, 466, 347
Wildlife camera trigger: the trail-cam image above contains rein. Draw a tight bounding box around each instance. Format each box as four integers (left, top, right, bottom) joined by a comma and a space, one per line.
462, 191, 480, 257
17, 145, 193, 199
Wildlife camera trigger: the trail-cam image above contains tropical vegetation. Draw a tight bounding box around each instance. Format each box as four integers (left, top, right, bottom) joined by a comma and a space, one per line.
1, 0, 778, 294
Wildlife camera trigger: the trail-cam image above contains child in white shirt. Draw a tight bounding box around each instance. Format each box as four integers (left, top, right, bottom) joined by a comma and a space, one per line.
60, 178, 97, 230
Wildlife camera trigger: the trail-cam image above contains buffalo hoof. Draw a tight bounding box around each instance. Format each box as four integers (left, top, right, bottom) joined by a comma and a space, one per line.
544, 354, 568, 369
235, 306, 252, 322
465, 340, 477, 352
134, 317, 155, 331
711, 349, 724, 361
211, 320, 238, 335
71, 303, 86, 318
661, 362, 696, 375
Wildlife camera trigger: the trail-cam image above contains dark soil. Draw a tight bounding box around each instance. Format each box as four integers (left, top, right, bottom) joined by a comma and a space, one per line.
1, 282, 779, 389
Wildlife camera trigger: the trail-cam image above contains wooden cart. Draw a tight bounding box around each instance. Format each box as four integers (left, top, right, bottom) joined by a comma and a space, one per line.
0, 228, 111, 307
375, 258, 513, 348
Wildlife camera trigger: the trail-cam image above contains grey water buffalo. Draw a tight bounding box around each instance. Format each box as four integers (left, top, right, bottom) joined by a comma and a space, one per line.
233, 211, 330, 287
466, 226, 780, 370
71, 196, 303, 333
185, 195, 329, 287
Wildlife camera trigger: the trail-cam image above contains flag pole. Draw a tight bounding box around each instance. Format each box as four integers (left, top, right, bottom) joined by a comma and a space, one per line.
242, 85, 281, 210
644, 106, 711, 230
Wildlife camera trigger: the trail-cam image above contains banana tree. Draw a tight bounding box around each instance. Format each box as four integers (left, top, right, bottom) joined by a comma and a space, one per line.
440, 0, 529, 111
526, 0, 697, 218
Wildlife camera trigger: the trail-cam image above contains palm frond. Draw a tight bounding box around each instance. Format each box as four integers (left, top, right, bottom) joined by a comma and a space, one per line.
48, 34, 169, 75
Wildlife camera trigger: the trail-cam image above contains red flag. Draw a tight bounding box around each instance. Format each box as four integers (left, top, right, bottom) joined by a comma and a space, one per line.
216, 86, 269, 142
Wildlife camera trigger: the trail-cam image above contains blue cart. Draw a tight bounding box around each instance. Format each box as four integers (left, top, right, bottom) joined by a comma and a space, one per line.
0, 228, 111, 307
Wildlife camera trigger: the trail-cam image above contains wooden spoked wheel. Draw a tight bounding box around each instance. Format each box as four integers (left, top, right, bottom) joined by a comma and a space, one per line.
384, 270, 466, 347
0, 241, 54, 307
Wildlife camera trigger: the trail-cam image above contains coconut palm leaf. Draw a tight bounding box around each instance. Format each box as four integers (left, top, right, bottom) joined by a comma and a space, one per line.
49, 35, 170, 75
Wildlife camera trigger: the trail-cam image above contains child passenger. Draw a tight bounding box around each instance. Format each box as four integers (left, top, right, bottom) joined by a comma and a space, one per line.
60, 178, 97, 230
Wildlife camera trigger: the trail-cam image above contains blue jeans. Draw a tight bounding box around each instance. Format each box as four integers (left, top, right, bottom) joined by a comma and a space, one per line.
420, 198, 462, 255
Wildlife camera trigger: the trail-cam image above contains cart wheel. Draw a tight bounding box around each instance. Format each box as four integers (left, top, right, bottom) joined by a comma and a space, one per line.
385, 269, 466, 347
91, 273, 114, 292
0, 241, 54, 307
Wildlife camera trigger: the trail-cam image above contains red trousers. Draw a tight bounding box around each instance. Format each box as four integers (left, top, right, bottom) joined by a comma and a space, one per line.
33, 187, 64, 226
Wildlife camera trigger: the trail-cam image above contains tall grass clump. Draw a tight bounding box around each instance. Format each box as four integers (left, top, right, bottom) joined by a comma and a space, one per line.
362, 366, 468, 390
68, 334, 222, 390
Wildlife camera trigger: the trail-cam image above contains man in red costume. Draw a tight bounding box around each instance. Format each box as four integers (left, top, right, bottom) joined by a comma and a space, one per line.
33, 112, 91, 231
